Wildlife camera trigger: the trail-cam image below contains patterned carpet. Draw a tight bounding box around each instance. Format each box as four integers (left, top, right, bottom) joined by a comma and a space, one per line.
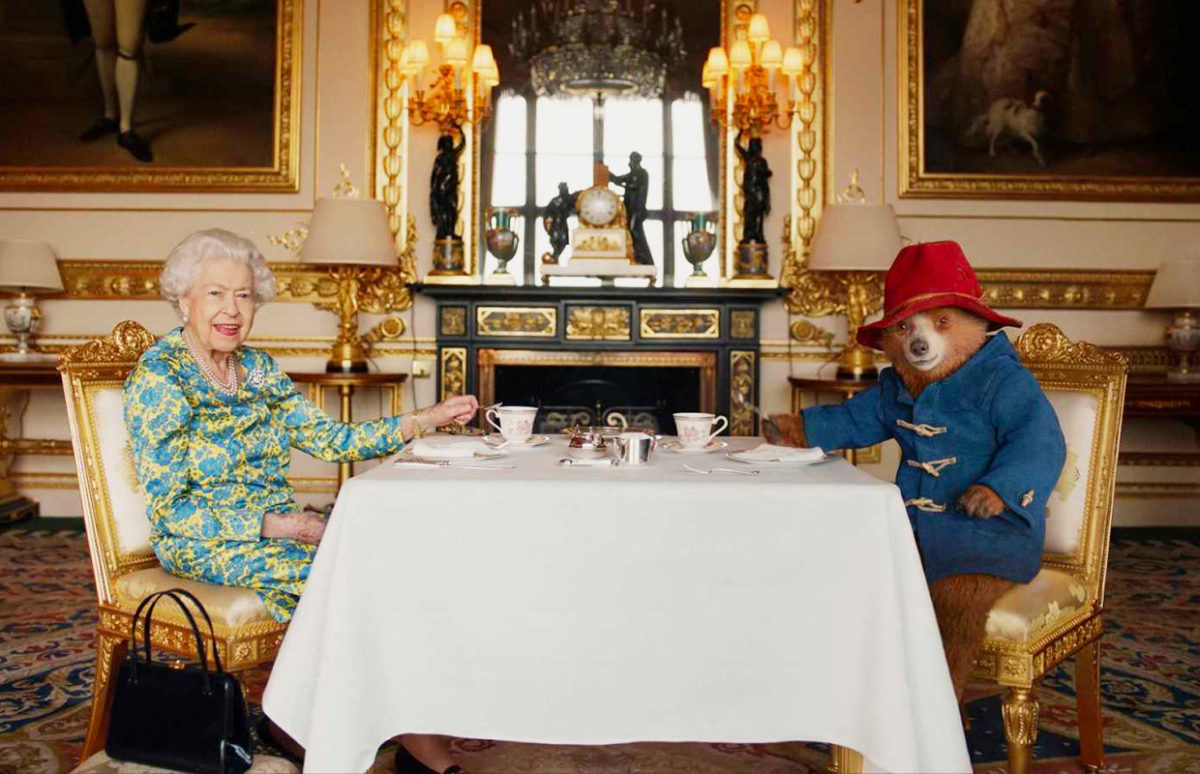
1, 522, 1196, 774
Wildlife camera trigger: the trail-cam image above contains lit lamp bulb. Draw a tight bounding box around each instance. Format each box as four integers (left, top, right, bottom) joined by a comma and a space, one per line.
761, 39, 782, 90
406, 39, 429, 90
704, 46, 729, 103
781, 45, 805, 99
729, 39, 752, 75
747, 13, 770, 45
433, 13, 456, 46
445, 36, 468, 89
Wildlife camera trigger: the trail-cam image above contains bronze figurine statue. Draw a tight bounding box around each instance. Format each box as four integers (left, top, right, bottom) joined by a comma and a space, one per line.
611, 151, 652, 265
430, 131, 466, 241
542, 181, 577, 264
736, 133, 771, 245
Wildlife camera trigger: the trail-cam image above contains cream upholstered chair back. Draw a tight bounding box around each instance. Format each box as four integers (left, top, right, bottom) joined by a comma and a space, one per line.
1016, 324, 1127, 606
59, 321, 159, 606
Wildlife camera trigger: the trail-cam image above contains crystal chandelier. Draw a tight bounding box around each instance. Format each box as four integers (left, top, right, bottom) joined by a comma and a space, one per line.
702, 12, 805, 135
403, 10, 499, 132
509, 0, 685, 99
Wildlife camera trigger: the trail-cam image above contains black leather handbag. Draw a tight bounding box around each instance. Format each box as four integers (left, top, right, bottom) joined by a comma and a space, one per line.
106, 588, 253, 774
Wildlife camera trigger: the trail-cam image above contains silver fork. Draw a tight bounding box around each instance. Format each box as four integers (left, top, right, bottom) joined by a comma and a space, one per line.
683, 464, 760, 476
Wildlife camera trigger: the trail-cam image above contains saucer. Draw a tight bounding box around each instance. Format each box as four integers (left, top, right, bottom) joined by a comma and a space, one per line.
661, 439, 727, 454
724, 449, 831, 466
395, 447, 507, 463
484, 433, 550, 449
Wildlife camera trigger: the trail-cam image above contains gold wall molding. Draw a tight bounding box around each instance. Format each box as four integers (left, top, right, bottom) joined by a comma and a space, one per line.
56, 260, 415, 312
639, 309, 721, 339
1116, 482, 1200, 499
898, 0, 1200, 201
780, 0, 831, 302
781, 268, 1155, 325
476, 307, 557, 337
1, 0, 302, 193
566, 306, 632, 341
1119, 452, 1200, 468
370, 0, 419, 284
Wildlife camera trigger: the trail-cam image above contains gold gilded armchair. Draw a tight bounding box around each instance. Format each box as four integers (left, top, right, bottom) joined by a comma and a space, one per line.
60, 321, 288, 762
972, 323, 1128, 773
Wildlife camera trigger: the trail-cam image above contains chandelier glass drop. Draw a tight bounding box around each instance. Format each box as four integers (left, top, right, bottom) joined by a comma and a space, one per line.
509, 0, 686, 99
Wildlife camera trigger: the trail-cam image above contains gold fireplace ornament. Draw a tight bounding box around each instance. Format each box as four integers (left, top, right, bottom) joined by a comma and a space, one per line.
299, 196, 399, 373
703, 12, 805, 136
403, 5, 498, 133
0, 240, 64, 359
798, 171, 903, 380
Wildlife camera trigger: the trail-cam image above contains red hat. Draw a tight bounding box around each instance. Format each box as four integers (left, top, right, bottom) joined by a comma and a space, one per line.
856, 240, 1022, 350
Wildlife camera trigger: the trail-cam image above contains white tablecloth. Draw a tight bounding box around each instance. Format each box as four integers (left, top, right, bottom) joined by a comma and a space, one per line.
263, 437, 971, 773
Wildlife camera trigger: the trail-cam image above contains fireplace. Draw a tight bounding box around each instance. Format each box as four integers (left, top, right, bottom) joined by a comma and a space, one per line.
421, 284, 780, 435
479, 349, 716, 434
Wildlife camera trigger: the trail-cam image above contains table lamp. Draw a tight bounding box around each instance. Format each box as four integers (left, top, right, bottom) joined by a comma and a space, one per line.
807, 174, 903, 380
0, 240, 65, 357
1145, 257, 1200, 383
299, 197, 397, 373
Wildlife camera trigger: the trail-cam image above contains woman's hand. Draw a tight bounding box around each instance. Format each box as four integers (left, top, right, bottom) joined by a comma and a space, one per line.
261, 511, 327, 546
416, 394, 480, 430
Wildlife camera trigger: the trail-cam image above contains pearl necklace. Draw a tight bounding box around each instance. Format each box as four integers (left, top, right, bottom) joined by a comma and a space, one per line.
183, 329, 239, 395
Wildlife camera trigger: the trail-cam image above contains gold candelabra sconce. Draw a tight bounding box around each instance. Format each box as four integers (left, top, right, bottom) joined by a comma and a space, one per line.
402, 3, 498, 133
702, 11, 808, 136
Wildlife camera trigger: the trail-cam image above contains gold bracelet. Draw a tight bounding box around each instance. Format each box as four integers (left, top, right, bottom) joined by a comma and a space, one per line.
410, 411, 427, 440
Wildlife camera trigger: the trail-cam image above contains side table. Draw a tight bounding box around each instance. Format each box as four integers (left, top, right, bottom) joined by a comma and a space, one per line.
288, 372, 409, 490
788, 376, 880, 465
0, 359, 67, 522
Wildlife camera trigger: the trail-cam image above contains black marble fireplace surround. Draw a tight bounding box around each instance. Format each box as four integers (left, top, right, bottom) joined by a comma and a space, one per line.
419, 285, 782, 436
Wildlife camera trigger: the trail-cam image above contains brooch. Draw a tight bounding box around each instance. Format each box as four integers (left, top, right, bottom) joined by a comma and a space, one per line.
246, 368, 266, 388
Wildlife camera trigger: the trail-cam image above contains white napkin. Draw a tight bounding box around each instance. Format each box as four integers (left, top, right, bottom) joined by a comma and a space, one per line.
408, 437, 495, 460
732, 443, 826, 462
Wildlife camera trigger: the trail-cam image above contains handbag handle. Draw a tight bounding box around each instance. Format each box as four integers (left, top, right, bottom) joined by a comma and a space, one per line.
127, 589, 224, 689
148, 588, 226, 674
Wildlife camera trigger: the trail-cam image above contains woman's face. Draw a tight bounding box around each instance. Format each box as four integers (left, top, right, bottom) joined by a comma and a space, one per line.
179, 257, 255, 355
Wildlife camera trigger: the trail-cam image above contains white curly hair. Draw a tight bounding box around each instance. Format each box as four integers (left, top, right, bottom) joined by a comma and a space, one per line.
159, 229, 277, 316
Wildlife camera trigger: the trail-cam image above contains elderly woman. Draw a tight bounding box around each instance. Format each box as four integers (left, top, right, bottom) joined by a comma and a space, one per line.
123, 228, 475, 774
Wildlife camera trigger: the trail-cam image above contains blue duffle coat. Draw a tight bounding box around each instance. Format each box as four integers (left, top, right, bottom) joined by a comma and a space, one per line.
803, 334, 1066, 584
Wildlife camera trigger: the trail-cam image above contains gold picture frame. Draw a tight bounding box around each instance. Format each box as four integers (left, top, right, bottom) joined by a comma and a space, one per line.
899, 0, 1200, 201
0, 0, 302, 193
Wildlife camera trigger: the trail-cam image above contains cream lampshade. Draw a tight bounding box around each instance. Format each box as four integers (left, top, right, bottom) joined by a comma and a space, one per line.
808, 203, 903, 272
299, 198, 396, 267
0, 240, 64, 357
1145, 257, 1200, 383
299, 198, 397, 372
806, 184, 902, 380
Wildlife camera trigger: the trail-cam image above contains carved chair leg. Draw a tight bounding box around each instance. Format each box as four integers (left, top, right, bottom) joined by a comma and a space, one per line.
1075, 639, 1105, 772
827, 744, 864, 774
80, 632, 128, 764
1002, 685, 1040, 774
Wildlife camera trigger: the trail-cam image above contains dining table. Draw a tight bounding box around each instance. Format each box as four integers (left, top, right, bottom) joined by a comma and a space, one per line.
262, 436, 971, 774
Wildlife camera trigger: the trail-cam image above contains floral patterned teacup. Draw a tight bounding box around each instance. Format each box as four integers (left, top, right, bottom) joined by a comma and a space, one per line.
486, 405, 538, 443
673, 412, 728, 449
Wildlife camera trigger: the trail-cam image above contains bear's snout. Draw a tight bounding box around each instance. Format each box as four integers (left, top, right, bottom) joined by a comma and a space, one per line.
909, 337, 929, 359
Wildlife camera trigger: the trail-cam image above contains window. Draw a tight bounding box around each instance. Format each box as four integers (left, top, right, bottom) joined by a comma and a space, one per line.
483, 92, 716, 287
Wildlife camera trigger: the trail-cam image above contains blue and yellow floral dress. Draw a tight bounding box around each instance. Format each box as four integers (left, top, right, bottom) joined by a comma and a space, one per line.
123, 328, 406, 621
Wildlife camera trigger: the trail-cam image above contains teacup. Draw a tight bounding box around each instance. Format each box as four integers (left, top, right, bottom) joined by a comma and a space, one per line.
673, 412, 728, 449
485, 405, 538, 443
